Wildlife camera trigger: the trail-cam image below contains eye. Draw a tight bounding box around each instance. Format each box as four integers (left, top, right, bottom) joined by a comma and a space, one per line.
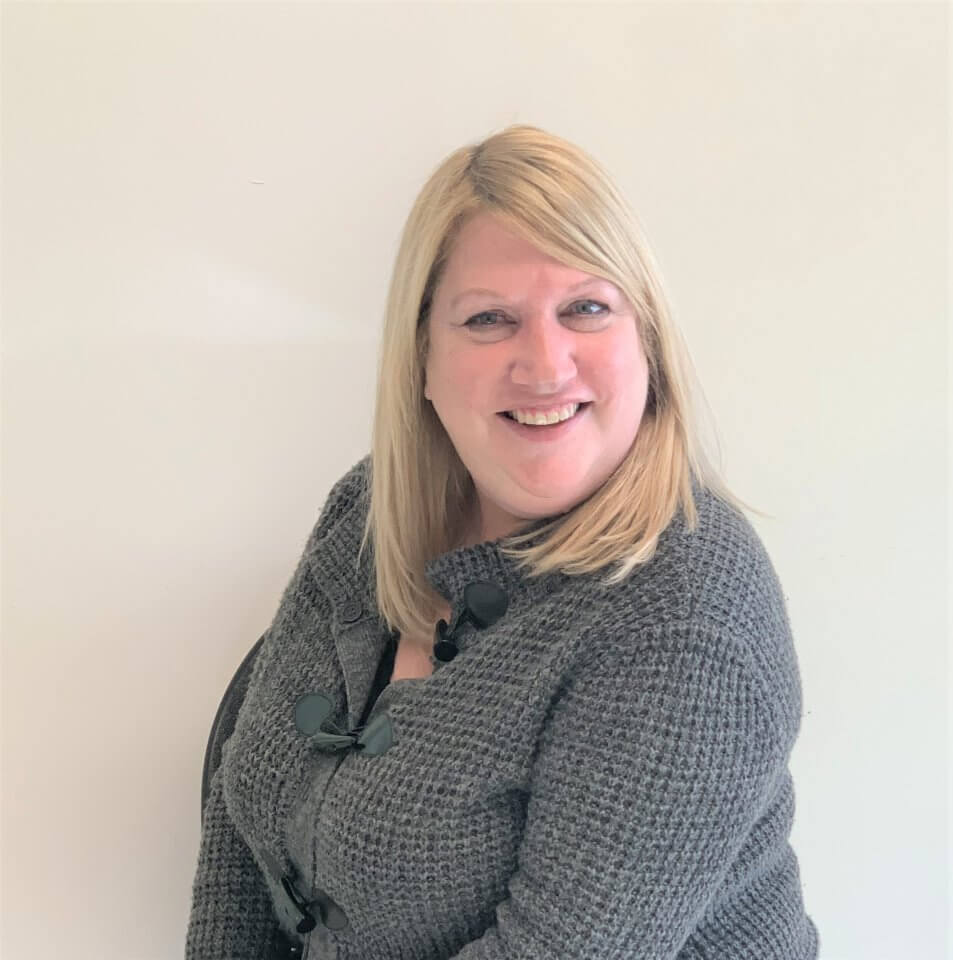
463, 300, 609, 328
464, 311, 509, 328
569, 300, 609, 317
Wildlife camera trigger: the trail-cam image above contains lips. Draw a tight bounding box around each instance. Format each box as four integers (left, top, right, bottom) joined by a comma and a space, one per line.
497, 400, 592, 420
496, 400, 592, 415
496, 401, 591, 442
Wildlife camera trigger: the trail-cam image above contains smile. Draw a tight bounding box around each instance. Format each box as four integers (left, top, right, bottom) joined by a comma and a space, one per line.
502, 402, 581, 426
496, 402, 591, 441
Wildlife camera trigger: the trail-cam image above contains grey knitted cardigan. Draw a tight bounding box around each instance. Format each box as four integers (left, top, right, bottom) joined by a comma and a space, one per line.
186, 454, 819, 960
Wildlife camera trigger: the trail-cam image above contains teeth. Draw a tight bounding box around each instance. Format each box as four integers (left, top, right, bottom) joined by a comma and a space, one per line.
507, 402, 581, 426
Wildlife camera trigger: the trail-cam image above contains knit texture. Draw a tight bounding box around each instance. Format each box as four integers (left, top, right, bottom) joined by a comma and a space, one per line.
186, 454, 819, 959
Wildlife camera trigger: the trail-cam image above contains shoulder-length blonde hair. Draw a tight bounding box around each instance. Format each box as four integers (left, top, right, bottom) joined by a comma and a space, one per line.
360, 123, 764, 643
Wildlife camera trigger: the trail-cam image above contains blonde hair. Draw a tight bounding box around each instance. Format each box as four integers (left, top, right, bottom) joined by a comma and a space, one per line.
360, 123, 765, 644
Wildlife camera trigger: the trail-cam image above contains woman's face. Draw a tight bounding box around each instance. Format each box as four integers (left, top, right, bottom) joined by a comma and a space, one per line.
425, 212, 650, 544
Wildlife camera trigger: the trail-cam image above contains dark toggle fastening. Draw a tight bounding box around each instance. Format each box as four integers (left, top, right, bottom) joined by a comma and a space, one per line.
294, 692, 354, 750
280, 874, 317, 934
294, 691, 394, 755
313, 890, 350, 930
351, 710, 393, 755
294, 692, 334, 735
434, 580, 509, 662
309, 710, 394, 755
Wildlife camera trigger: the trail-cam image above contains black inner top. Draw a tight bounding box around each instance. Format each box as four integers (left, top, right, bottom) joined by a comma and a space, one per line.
356, 629, 399, 731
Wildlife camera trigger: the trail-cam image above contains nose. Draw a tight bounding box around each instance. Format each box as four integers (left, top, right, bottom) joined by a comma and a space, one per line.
509, 316, 578, 394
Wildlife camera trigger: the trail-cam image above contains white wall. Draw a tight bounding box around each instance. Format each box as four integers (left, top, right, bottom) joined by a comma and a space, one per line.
2, 3, 947, 959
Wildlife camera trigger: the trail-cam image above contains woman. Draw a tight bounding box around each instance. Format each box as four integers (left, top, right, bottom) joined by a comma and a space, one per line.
186, 124, 820, 959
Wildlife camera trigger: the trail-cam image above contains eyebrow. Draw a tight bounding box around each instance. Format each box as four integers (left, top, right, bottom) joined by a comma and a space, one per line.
449, 277, 613, 310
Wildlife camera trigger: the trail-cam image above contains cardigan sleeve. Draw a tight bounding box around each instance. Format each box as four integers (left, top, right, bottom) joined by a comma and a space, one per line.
450, 618, 790, 960
184, 761, 285, 959
185, 454, 371, 958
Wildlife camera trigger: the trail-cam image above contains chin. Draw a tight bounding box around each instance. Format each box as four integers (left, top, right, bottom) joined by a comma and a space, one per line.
502, 490, 584, 520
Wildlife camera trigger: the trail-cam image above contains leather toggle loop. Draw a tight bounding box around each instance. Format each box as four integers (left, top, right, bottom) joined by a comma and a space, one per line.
313, 890, 350, 930
295, 689, 392, 755
310, 728, 359, 751
295, 691, 356, 751
280, 874, 317, 933
352, 710, 394, 755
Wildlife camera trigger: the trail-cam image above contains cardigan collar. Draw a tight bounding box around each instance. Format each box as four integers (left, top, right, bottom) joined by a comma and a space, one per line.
309, 491, 561, 730
423, 515, 559, 605
309, 464, 702, 616
308, 478, 562, 615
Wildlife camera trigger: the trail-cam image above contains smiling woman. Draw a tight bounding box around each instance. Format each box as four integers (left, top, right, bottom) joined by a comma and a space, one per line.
423, 211, 649, 545
186, 124, 819, 960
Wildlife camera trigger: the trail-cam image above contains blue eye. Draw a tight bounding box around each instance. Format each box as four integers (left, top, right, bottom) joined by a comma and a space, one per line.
465, 312, 507, 328
570, 300, 609, 316
464, 300, 608, 327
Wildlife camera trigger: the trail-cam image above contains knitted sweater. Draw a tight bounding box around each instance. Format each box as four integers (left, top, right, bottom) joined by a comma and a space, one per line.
186, 454, 819, 960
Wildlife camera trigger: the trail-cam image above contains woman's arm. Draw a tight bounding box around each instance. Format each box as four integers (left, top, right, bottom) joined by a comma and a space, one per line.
185, 760, 286, 959
447, 617, 799, 960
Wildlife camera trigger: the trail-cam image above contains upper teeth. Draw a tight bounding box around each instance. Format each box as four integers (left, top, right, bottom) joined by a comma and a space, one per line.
507, 403, 581, 425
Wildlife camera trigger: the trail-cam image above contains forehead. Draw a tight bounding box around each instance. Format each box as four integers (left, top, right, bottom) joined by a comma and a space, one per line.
441, 212, 595, 288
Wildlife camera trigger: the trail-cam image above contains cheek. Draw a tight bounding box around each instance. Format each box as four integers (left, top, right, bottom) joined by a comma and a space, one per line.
430, 347, 489, 407
586, 333, 647, 396
425, 347, 453, 401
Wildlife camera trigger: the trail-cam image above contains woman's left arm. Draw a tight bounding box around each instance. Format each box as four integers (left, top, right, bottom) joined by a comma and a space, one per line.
451, 617, 791, 960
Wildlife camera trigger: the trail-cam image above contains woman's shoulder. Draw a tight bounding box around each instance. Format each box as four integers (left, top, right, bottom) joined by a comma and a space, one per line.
567, 482, 802, 736
303, 453, 372, 554
676, 482, 793, 635
580, 482, 788, 631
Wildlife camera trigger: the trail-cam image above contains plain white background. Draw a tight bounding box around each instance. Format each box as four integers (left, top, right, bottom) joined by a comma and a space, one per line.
1, 2, 948, 959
